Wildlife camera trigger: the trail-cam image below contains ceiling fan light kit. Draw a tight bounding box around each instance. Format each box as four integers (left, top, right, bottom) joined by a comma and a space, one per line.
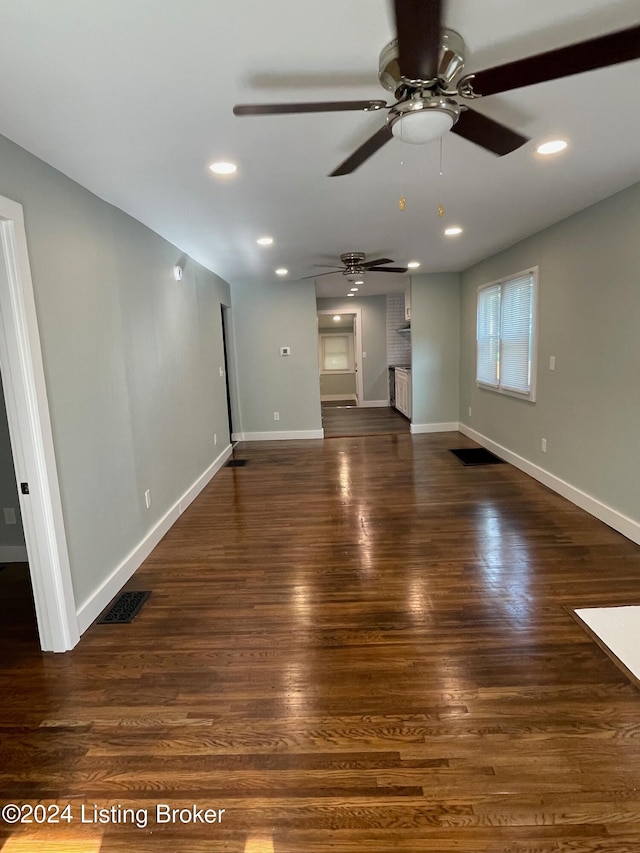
232, 3, 640, 176
389, 98, 459, 144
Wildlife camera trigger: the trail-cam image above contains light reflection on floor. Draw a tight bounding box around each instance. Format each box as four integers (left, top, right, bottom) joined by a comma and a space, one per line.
1, 833, 102, 852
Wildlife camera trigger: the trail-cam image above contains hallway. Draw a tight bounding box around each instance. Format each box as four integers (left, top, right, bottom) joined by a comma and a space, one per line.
321, 401, 410, 437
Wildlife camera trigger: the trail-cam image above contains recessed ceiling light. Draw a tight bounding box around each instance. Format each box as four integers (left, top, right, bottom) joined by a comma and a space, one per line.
407, 261, 421, 269
333, 315, 341, 322
275, 268, 288, 276
354, 279, 364, 285
444, 226, 463, 237
350, 287, 359, 292
256, 236, 274, 246
536, 139, 568, 156
347, 292, 355, 297
209, 161, 238, 175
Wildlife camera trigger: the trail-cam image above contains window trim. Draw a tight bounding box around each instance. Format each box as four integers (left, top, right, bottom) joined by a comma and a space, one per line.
476, 266, 539, 402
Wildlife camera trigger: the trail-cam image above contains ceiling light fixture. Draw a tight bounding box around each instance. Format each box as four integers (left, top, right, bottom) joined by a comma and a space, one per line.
444, 226, 463, 236
390, 99, 460, 145
354, 279, 364, 285
208, 161, 238, 175
275, 268, 288, 276
256, 236, 274, 246
347, 293, 355, 297
536, 139, 568, 155
407, 261, 421, 269
350, 287, 359, 292
333, 315, 341, 322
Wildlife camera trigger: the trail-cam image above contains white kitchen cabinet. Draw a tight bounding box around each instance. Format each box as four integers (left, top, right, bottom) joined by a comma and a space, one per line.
394, 368, 412, 419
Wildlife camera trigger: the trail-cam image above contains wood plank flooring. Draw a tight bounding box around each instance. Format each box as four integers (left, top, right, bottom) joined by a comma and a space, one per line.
321, 402, 410, 437
2, 431, 640, 852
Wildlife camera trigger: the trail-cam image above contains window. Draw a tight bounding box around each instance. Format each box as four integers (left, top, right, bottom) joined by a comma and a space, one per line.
476, 267, 538, 400
319, 333, 354, 373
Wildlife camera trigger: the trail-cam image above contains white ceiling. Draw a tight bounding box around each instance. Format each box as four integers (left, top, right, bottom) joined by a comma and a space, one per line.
1, 1, 639, 298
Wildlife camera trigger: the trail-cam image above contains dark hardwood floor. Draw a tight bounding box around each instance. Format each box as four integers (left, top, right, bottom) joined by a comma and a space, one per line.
2, 431, 640, 851
321, 402, 410, 437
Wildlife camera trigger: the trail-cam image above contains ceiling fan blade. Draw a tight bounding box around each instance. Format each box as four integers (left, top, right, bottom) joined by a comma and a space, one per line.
394, 0, 443, 81
300, 270, 341, 280
362, 257, 394, 268
368, 266, 408, 273
451, 108, 529, 155
329, 125, 393, 176
233, 99, 387, 116
468, 23, 640, 97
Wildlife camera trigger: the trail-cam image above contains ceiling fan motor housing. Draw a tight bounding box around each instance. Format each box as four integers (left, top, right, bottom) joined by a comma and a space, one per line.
378, 28, 466, 94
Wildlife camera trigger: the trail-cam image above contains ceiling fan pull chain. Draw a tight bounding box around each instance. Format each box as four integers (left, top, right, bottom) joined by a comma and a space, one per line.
399, 158, 407, 211
438, 136, 445, 217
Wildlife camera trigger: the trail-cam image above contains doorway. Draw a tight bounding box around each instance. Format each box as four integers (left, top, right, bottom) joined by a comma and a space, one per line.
0, 194, 78, 651
317, 308, 364, 406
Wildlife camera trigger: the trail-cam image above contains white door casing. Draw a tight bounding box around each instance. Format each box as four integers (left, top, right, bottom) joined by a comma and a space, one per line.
0, 194, 79, 652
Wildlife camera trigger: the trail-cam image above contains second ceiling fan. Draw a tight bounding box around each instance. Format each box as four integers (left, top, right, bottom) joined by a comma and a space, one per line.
233, 1, 640, 176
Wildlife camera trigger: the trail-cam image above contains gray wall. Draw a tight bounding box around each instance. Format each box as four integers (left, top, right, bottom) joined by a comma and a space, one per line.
316, 296, 388, 402
0, 376, 25, 549
459, 181, 640, 524
411, 273, 460, 426
319, 373, 356, 397
0, 133, 232, 608
232, 279, 322, 434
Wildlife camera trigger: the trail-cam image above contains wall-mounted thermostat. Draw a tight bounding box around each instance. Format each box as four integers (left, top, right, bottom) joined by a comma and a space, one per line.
280, 346, 291, 356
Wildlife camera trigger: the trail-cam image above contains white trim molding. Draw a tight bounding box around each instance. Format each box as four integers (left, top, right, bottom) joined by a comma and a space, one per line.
232, 429, 324, 442
359, 400, 389, 408
76, 443, 233, 633
321, 394, 356, 402
411, 422, 460, 434
459, 424, 640, 546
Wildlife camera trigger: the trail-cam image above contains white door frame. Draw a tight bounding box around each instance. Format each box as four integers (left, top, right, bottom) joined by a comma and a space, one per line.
317, 308, 364, 405
0, 194, 79, 652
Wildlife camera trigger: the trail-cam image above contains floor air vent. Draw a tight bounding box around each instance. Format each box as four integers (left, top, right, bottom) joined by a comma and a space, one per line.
450, 447, 505, 466
226, 459, 248, 467
97, 590, 151, 624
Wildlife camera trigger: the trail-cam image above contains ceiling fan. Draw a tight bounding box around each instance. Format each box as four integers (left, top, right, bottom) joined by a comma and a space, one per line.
303, 252, 408, 279
233, 1, 640, 176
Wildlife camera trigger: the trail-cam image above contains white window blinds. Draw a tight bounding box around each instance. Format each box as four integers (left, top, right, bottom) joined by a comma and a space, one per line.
321, 334, 351, 371
476, 269, 537, 400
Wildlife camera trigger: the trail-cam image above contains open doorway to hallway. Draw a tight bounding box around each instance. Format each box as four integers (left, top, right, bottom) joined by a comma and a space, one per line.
317, 310, 362, 406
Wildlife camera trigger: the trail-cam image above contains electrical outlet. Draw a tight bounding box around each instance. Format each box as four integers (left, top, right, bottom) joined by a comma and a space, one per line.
219, 366, 224, 377
549, 356, 556, 371
273, 412, 280, 421
541, 438, 547, 453
144, 489, 152, 509
3, 507, 16, 525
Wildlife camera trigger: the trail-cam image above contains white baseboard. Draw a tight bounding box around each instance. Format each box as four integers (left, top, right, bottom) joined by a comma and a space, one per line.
321, 394, 356, 402
359, 400, 389, 408
231, 429, 324, 441
0, 545, 28, 562
411, 421, 460, 434
459, 423, 640, 546
76, 443, 233, 633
